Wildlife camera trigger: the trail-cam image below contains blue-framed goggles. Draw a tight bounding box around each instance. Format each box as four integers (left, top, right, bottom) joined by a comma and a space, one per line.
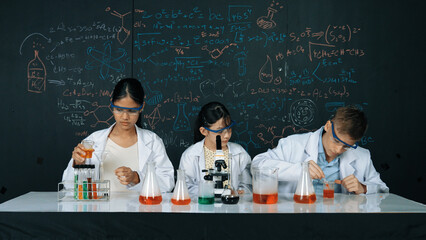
203, 120, 236, 133
110, 102, 143, 114
331, 121, 358, 149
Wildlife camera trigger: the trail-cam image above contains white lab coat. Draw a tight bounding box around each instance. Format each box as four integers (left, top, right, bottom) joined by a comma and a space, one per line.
179, 139, 252, 197
62, 124, 175, 193
251, 127, 389, 194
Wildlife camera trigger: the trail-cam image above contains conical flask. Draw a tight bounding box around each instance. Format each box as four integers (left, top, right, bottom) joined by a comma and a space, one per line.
139, 161, 162, 205
171, 169, 191, 205
294, 161, 317, 204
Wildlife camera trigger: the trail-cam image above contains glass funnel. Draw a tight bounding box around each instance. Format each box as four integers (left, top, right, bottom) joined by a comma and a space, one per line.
293, 161, 317, 204
171, 169, 191, 205
139, 161, 162, 205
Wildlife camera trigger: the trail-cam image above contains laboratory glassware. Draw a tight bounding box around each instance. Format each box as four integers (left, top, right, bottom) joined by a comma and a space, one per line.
323, 181, 335, 199
294, 161, 317, 204
198, 170, 215, 205
252, 167, 279, 204
139, 161, 163, 205
171, 169, 191, 205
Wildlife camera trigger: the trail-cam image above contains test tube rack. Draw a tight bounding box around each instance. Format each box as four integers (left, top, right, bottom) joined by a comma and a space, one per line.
57, 180, 110, 201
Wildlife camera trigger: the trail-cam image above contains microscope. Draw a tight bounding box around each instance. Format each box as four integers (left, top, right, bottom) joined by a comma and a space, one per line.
203, 135, 229, 199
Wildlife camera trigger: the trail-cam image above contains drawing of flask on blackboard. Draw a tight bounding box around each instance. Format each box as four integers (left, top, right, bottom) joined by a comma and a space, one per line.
173, 103, 191, 131
257, 7, 278, 30
259, 55, 273, 83
27, 50, 46, 93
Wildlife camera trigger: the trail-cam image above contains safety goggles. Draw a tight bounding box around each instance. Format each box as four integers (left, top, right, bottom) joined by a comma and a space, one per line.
331, 121, 358, 149
203, 120, 236, 134
110, 102, 143, 116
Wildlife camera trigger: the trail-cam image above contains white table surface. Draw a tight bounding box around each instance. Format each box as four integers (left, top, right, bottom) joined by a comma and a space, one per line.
0, 192, 425, 213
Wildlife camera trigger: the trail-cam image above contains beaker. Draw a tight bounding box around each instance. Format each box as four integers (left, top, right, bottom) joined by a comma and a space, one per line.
293, 161, 317, 204
221, 155, 239, 204
139, 161, 163, 205
198, 180, 215, 205
323, 181, 335, 199
171, 169, 191, 205
81, 140, 95, 164
252, 167, 278, 204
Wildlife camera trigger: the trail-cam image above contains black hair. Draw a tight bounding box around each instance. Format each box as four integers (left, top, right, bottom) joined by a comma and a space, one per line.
111, 78, 145, 127
331, 105, 368, 140
194, 102, 231, 143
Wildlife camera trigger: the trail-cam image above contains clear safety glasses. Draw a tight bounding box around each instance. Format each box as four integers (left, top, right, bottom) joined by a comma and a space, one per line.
110, 102, 143, 116
204, 120, 236, 134
331, 121, 358, 149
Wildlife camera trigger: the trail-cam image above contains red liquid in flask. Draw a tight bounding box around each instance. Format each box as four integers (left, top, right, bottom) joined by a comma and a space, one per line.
253, 193, 278, 204
139, 195, 162, 205
293, 194, 317, 204
171, 198, 191, 205
323, 189, 334, 198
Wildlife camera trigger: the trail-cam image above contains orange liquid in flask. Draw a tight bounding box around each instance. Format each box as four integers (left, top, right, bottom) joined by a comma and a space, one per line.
139, 195, 162, 205
253, 193, 278, 204
293, 194, 317, 204
171, 198, 191, 205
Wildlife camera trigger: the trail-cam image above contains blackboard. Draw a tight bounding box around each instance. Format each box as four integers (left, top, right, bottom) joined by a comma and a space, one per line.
1, 0, 425, 204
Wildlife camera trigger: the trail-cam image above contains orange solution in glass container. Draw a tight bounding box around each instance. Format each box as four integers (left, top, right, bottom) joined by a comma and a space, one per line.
253, 193, 278, 204
139, 195, 163, 205
323, 189, 334, 198
293, 194, 317, 204
83, 149, 94, 158
171, 198, 191, 205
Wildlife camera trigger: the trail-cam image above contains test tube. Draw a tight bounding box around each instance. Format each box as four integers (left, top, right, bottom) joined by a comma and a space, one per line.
73, 165, 79, 200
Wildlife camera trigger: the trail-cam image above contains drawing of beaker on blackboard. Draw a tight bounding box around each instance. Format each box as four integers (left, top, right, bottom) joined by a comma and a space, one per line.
173, 103, 191, 131
257, 7, 278, 30
259, 55, 273, 83
27, 50, 46, 93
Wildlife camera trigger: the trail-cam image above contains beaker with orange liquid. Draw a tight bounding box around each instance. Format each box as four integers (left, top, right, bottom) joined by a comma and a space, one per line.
252, 167, 279, 204
323, 181, 335, 199
81, 140, 95, 160
171, 169, 191, 205
293, 162, 317, 204
139, 161, 163, 205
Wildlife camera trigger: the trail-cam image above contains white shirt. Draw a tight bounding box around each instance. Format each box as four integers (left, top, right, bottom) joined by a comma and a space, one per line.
103, 138, 139, 192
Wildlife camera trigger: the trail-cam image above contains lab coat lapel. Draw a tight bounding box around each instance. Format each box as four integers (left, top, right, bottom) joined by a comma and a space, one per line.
339, 151, 356, 178
195, 140, 206, 181
304, 128, 322, 163
136, 127, 153, 172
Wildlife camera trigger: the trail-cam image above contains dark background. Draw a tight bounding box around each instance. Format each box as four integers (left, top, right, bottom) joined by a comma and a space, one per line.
1, 0, 425, 204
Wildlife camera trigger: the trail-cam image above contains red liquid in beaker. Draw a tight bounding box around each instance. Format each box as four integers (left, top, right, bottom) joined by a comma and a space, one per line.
171, 198, 191, 205
323, 189, 334, 198
293, 194, 317, 204
139, 195, 163, 205
253, 193, 278, 204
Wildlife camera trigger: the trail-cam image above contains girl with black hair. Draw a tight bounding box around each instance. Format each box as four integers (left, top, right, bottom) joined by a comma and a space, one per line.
62, 78, 174, 193
179, 102, 252, 197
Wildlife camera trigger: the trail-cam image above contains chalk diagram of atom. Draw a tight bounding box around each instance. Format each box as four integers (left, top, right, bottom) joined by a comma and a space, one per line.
85, 40, 127, 80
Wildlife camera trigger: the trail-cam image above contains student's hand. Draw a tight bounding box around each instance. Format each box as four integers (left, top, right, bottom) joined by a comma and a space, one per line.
308, 160, 325, 179
115, 167, 140, 185
335, 175, 366, 194
72, 143, 87, 165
